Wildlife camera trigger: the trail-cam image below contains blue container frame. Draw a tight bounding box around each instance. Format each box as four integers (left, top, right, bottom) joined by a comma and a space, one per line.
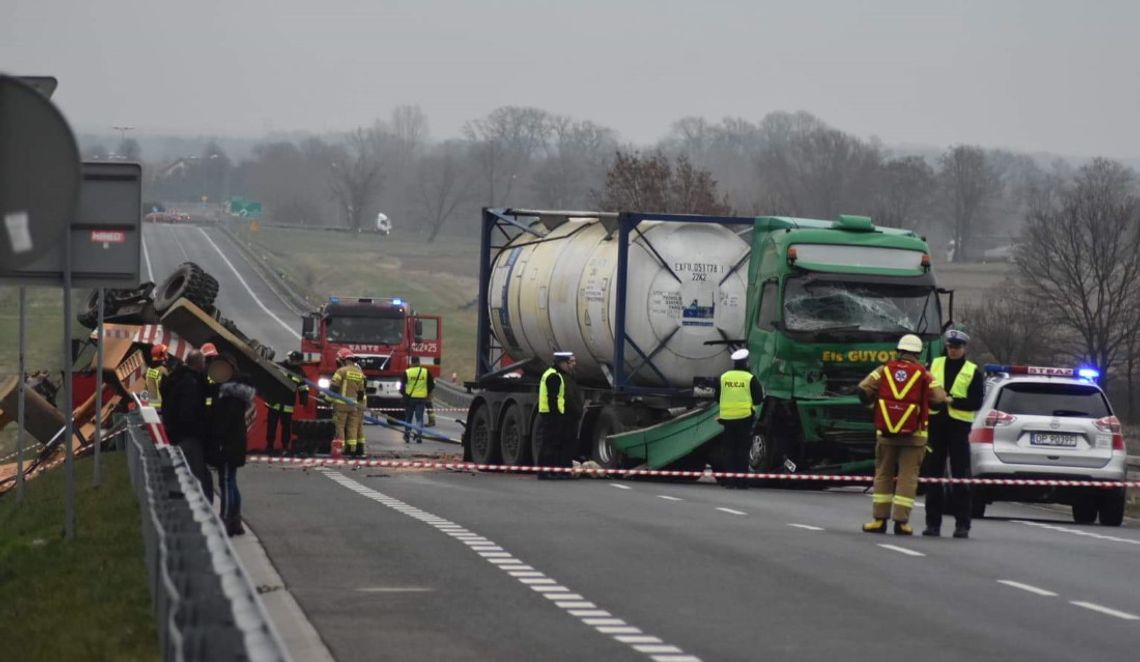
476, 208, 755, 397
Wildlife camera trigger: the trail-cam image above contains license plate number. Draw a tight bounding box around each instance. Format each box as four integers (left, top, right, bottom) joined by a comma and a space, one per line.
1030, 433, 1080, 448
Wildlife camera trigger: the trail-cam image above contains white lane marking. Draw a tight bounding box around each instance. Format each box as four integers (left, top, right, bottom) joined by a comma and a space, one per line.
996, 580, 1058, 597
355, 587, 434, 593
877, 544, 925, 557
716, 507, 747, 516
196, 227, 300, 339
320, 469, 701, 661
1070, 601, 1140, 620
788, 523, 824, 531
657, 495, 683, 502
611, 483, 633, 490
141, 231, 154, 281
1014, 520, 1140, 546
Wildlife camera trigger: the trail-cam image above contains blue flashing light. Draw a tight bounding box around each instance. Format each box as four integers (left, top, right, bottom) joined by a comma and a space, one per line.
392, 298, 403, 306
328, 296, 340, 304
1077, 367, 1100, 382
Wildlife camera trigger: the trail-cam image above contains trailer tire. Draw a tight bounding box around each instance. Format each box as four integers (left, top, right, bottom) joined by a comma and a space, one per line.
498, 402, 529, 466
468, 403, 499, 465
154, 262, 219, 314
590, 408, 628, 470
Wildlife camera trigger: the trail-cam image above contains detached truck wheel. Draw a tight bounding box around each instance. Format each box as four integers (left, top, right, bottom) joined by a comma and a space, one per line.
154, 261, 219, 314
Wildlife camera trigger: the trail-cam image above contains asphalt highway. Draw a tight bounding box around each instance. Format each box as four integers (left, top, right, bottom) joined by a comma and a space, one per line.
144, 222, 1138, 662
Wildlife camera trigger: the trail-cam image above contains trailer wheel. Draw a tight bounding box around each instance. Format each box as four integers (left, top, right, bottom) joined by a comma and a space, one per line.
154, 261, 219, 314
468, 403, 499, 465
498, 402, 530, 466
590, 408, 628, 470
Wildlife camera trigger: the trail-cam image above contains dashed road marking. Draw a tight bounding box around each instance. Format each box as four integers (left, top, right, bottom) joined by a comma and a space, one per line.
787, 523, 824, 531
141, 231, 155, 281
1070, 601, 1140, 620
877, 544, 925, 557
716, 507, 747, 516
355, 587, 434, 593
196, 227, 300, 339
657, 495, 683, 501
320, 469, 701, 660
996, 580, 1057, 597
1013, 520, 1140, 546
611, 483, 633, 490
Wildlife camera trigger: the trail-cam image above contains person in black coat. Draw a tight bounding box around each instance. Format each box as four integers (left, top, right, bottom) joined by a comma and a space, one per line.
210, 358, 256, 536
160, 349, 214, 503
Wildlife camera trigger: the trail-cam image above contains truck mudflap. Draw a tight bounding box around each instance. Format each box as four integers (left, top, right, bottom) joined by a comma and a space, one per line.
609, 404, 721, 469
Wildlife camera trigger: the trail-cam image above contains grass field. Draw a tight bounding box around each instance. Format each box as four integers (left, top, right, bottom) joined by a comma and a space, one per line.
0, 451, 159, 661
232, 223, 482, 381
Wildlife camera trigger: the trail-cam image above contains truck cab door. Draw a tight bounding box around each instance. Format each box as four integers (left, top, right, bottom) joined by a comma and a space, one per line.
412, 316, 442, 364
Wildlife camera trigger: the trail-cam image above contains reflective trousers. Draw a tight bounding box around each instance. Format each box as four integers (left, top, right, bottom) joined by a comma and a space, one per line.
872, 439, 925, 523
334, 403, 363, 452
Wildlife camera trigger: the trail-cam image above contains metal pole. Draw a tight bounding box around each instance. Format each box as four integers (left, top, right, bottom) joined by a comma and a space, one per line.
62, 226, 76, 540
93, 287, 104, 486
16, 287, 27, 501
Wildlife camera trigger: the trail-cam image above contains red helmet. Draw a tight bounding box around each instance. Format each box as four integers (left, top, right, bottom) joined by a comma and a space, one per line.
150, 343, 168, 361
200, 342, 219, 358
336, 348, 355, 361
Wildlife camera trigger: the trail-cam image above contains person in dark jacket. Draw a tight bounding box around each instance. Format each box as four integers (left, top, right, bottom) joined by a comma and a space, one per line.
211, 358, 256, 537
160, 349, 214, 503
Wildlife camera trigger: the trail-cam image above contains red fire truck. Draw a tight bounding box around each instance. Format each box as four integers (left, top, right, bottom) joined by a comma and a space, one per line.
298, 296, 442, 416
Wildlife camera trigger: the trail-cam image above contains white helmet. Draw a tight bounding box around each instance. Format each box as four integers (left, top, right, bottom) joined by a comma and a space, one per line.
897, 334, 923, 354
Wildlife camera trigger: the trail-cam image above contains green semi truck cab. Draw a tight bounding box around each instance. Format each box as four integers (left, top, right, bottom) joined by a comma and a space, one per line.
743, 214, 946, 475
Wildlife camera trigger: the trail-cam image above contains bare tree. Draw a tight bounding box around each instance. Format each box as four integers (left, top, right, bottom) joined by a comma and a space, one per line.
531, 118, 617, 208
117, 137, 142, 161
1016, 158, 1140, 379
872, 156, 936, 229
414, 141, 473, 242
597, 151, 731, 215
390, 104, 429, 164
329, 127, 389, 231
938, 145, 1002, 262
463, 106, 553, 204
959, 287, 1055, 364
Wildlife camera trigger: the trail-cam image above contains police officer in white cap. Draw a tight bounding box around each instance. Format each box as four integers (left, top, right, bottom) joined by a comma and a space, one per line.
716, 348, 765, 489
537, 351, 584, 479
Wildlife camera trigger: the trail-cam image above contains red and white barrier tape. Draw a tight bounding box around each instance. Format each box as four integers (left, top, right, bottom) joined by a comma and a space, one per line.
369, 407, 468, 413
246, 455, 1140, 489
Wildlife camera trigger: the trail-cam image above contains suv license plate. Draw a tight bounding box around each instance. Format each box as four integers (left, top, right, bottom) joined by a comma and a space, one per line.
1030, 433, 1080, 448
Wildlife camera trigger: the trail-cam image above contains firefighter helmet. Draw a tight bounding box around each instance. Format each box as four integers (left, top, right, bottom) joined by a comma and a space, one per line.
200, 342, 219, 358
151, 343, 169, 361
336, 348, 355, 361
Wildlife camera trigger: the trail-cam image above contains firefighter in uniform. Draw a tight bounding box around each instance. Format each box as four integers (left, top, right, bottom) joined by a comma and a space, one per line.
859, 334, 947, 535
267, 350, 309, 455
330, 348, 366, 457
536, 351, 583, 480
923, 329, 983, 538
716, 349, 765, 489
402, 356, 435, 444
145, 343, 171, 410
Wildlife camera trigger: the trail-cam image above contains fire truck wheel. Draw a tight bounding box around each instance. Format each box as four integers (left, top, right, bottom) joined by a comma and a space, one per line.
154, 261, 219, 314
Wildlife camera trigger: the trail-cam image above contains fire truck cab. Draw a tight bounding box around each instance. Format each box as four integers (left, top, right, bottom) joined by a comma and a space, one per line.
300, 296, 442, 412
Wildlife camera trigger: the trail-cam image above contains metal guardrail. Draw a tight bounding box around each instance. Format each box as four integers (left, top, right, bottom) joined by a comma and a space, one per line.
434, 380, 473, 410
125, 414, 291, 662
1129, 455, 1140, 472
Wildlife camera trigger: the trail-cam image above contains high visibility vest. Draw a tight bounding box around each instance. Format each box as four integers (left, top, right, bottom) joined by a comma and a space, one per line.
873, 360, 931, 437
405, 366, 429, 399
930, 357, 978, 422
538, 367, 565, 414
719, 369, 755, 421
145, 366, 166, 407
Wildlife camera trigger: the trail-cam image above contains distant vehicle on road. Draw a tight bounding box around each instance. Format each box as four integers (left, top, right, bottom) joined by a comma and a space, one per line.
982, 244, 1017, 263
376, 213, 392, 235
970, 364, 1128, 526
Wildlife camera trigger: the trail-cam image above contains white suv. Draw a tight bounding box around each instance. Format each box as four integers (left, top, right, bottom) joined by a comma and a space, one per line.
970, 365, 1128, 526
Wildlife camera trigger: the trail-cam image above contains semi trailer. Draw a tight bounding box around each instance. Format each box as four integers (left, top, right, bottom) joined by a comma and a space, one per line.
461, 209, 949, 477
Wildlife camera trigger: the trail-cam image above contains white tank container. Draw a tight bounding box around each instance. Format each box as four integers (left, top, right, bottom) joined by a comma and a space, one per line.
488, 218, 750, 388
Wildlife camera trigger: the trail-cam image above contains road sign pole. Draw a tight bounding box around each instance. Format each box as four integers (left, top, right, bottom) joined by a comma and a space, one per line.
62, 227, 75, 540
16, 287, 27, 501
93, 287, 104, 486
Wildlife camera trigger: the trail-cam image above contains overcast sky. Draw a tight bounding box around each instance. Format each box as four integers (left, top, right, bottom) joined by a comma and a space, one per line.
3, 0, 1138, 157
